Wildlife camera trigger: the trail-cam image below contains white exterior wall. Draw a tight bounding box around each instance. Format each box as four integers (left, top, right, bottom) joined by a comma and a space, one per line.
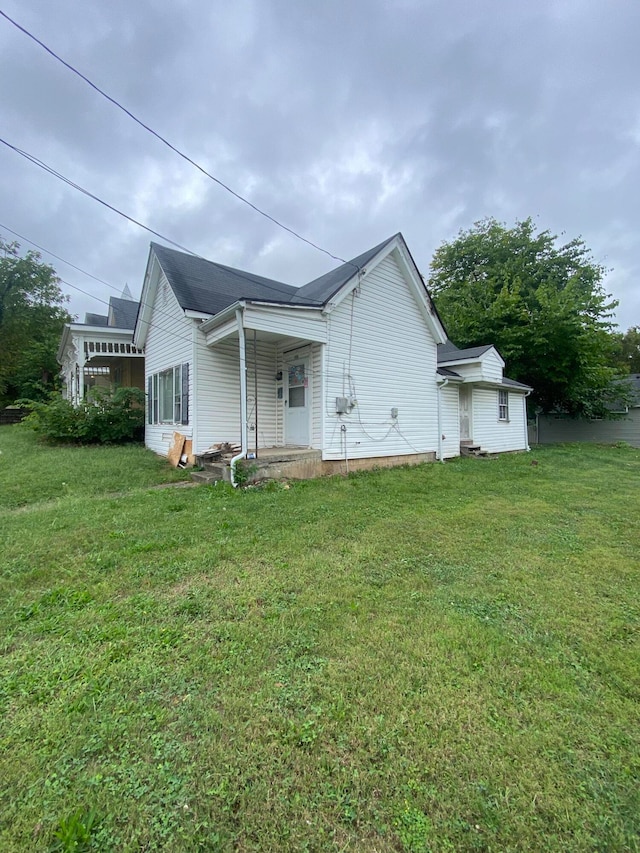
440, 384, 461, 458
482, 350, 503, 382
193, 338, 242, 453
472, 387, 528, 452
247, 339, 278, 450
322, 254, 439, 461
244, 305, 326, 343
144, 274, 194, 456
439, 349, 503, 384
442, 362, 482, 382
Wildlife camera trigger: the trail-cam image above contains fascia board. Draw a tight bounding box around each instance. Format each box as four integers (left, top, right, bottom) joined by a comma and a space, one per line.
438, 356, 483, 367
322, 236, 402, 314
133, 251, 160, 349
393, 241, 448, 345
200, 300, 244, 334
247, 300, 323, 311
57, 324, 71, 363
184, 310, 213, 320
486, 346, 505, 368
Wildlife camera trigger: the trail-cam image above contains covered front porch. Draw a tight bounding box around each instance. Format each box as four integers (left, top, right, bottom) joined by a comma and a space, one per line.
59, 324, 145, 405
198, 301, 326, 455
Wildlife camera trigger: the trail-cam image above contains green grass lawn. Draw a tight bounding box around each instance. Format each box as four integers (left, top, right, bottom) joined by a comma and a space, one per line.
0, 425, 638, 852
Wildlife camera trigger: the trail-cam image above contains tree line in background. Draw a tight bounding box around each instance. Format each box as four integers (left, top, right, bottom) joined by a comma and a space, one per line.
1, 227, 639, 421
0, 237, 71, 408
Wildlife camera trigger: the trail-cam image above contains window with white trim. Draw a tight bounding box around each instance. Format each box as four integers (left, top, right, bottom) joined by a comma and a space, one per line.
498, 389, 509, 421
147, 363, 189, 425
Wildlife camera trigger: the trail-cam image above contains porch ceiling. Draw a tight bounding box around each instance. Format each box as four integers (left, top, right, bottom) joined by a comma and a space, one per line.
205, 328, 319, 349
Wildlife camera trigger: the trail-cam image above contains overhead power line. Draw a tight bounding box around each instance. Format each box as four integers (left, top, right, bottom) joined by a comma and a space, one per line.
0, 221, 208, 349
0, 136, 198, 256
0, 221, 116, 290
0, 137, 344, 301
0, 8, 352, 269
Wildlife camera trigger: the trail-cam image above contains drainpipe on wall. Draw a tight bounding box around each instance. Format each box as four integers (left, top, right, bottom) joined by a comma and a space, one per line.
437, 378, 449, 462
230, 306, 248, 487
523, 390, 531, 451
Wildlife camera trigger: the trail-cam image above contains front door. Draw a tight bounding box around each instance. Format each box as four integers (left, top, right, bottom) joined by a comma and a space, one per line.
459, 386, 471, 440
285, 358, 310, 446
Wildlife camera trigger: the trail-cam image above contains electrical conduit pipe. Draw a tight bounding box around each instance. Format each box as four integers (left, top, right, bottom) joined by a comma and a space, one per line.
230, 306, 248, 487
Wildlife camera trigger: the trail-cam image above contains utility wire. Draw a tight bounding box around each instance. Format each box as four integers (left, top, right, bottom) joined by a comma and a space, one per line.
0, 137, 197, 256
0, 8, 355, 270
0, 221, 210, 351
0, 221, 116, 290
0, 138, 316, 301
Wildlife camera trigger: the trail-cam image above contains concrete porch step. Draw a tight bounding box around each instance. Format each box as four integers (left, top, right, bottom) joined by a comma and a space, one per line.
191, 463, 231, 485
460, 443, 488, 457
191, 447, 324, 485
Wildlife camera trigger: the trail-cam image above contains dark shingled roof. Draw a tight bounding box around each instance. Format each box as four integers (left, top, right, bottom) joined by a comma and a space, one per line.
501, 376, 533, 391
151, 243, 298, 315
437, 366, 463, 379
84, 312, 108, 326
150, 236, 401, 316
290, 235, 398, 304
109, 297, 139, 329
437, 340, 493, 362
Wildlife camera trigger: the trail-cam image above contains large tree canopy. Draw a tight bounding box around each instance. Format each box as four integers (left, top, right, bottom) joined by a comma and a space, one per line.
428, 218, 622, 417
0, 238, 72, 407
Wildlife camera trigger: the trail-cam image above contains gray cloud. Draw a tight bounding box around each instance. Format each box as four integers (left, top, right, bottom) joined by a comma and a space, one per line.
0, 0, 638, 328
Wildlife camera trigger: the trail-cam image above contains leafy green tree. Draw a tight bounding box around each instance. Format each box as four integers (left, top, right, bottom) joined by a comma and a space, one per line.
428, 217, 624, 417
0, 238, 72, 406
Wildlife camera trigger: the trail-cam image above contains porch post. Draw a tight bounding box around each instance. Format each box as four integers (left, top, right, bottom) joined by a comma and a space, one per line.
230, 306, 249, 488
237, 309, 248, 453
77, 341, 85, 403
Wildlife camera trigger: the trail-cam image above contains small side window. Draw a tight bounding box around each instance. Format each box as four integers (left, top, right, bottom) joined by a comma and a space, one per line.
498, 390, 509, 421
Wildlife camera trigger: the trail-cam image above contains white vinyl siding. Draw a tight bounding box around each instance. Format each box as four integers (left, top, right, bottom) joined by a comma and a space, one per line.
472, 387, 527, 452
194, 340, 241, 452
322, 253, 439, 461
195, 337, 281, 454
440, 384, 461, 458
483, 349, 504, 382
144, 274, 194, 456
247, 339, 279, 450
439, 348, 504, 383
244, 305, 326, 343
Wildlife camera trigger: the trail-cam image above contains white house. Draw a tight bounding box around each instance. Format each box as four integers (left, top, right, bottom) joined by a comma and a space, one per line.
133, 233, 530, 475
58, 289, 144, 405
437, 341, 531, 457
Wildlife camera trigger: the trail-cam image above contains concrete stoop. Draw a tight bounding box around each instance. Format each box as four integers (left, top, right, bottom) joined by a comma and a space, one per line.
191, 447, 323, 485
460, 442, 488, 458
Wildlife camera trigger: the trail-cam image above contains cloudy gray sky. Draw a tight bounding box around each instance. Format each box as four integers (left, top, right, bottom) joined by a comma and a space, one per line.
1, 0, 638, 330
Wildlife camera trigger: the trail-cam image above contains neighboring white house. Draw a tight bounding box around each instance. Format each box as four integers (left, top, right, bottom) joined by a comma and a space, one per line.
133, 233, 531, 469
58, 289, 144, 404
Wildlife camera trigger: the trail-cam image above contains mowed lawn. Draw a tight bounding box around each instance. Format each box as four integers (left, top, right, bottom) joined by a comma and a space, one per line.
0, 426, 638, 852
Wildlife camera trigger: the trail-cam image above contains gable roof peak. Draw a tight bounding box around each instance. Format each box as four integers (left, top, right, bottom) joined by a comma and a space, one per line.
292, 233, 401, 305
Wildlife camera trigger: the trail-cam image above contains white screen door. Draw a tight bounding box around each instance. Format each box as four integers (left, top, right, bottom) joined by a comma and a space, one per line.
285, 358, 310, 446
459, 386, 471, 440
